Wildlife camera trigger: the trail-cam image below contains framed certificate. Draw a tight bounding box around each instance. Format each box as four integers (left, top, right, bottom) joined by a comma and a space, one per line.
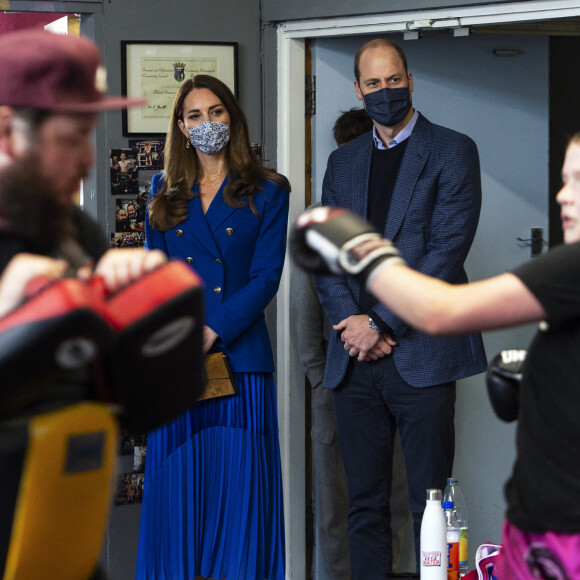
121, 41, 238, 137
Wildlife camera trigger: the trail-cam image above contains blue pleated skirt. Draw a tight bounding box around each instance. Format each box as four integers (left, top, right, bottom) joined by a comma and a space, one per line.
135, 373, 285, 580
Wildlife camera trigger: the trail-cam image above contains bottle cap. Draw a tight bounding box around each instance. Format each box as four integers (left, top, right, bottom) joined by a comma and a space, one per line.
447, 477, 458, 484
426, 489, 442, 501
442, 501, 454, 509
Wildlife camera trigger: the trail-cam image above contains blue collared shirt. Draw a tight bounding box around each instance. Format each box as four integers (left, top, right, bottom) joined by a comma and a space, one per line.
373, 109, 419, 150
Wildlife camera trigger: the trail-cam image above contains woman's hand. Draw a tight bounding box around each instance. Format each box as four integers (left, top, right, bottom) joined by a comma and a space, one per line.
203, 325, 218, 354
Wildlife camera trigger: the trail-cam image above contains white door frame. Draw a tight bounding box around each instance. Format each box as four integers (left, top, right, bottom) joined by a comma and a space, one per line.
275, 2, 580, 577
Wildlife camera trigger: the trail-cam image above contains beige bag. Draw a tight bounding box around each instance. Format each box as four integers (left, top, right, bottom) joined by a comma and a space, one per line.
198, 352, 236, 402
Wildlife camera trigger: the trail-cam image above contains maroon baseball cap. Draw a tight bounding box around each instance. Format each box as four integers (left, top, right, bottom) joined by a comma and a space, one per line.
0, 29, 145, 112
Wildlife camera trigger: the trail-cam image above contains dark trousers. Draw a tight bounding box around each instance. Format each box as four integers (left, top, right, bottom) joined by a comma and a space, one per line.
332, 355, 456, 579
312, 385, 351, 579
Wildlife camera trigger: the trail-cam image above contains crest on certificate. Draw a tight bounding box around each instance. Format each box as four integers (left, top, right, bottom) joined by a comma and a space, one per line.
174, 62, 186, 82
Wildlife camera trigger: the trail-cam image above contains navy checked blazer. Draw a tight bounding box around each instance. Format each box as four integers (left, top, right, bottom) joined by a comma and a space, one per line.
315, 112, 487, 389
145, 173, 290, 374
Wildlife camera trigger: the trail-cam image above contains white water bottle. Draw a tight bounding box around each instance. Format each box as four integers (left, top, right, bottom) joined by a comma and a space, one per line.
420, 489, 447, 579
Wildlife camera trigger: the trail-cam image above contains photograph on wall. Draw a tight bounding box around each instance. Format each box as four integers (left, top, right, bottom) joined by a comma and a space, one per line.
110, 147, 139, 195
110, 231, 145, 248
114, 472, 144, 506
128, 138, 165, 170
119, 432, 147, 456
133, 444, 147, 474
114, 197, 146, 233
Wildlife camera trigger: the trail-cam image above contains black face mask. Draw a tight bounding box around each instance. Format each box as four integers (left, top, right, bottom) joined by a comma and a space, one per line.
363, 86, 411, 127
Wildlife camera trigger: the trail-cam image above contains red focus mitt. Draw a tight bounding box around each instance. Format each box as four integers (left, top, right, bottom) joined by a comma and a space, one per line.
100, 261, 205, 432
0, 277, 114, 419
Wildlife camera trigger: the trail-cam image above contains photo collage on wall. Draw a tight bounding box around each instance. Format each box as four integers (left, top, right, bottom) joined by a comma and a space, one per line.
110, 140, 164, 500
114, 432, 147, 506
109, 139, 165, 249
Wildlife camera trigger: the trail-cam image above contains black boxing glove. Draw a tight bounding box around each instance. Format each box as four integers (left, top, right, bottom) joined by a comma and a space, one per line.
485, 349, 526, 422
290, 206, 404, 286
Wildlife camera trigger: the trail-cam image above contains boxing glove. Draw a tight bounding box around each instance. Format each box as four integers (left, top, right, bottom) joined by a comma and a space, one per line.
290, 206, 404, 286
100, 260, 206, 432
485, 349, 526, 422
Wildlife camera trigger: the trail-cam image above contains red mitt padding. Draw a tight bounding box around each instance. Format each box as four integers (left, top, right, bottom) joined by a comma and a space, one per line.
101, 261, 205, 433
0, 278, 114, 420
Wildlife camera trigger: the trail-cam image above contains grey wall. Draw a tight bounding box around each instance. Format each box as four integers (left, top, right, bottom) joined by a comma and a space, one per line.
94, 0, 266, 240
99, 0, 264, 144
261, 0, 516, 24
311, 30, 549, 569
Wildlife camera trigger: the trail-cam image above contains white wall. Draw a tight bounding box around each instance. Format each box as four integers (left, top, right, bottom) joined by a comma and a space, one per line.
312, 31, 549, 572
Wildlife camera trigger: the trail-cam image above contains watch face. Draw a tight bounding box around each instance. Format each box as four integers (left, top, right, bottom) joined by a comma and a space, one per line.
369, 317, 380, 332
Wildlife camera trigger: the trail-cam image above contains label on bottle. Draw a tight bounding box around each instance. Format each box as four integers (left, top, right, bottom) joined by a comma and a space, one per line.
447, 541, 459, 580
459, 528, 468, 568
422, 551, 443, 567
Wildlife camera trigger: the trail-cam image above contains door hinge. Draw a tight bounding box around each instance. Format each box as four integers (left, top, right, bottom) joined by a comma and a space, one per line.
305, 75, 316, 116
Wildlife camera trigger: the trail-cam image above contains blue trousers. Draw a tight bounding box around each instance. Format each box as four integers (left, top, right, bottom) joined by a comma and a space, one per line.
332, 355, 455, 579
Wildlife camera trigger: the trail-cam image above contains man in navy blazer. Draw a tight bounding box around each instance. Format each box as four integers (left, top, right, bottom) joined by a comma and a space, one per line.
315, 38, 487, 578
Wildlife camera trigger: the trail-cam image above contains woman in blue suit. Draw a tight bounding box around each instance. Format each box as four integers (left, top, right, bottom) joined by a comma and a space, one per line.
136, 75, 290, 580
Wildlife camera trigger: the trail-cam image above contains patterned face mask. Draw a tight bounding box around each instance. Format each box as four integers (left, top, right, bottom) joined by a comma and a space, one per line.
187, 121, 230, 154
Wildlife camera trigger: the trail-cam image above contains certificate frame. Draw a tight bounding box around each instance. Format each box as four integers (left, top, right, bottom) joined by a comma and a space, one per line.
121, 41, 238, 137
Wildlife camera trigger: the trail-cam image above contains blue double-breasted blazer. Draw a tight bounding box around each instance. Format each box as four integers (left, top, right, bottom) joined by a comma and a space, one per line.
145, 173, 290, 373
316, 112, 487, 389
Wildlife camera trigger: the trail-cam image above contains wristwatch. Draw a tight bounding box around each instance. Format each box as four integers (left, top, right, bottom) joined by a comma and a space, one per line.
368, 316, 380, 332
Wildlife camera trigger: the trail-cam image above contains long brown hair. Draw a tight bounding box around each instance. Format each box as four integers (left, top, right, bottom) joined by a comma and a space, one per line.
148, 75, 288, 231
